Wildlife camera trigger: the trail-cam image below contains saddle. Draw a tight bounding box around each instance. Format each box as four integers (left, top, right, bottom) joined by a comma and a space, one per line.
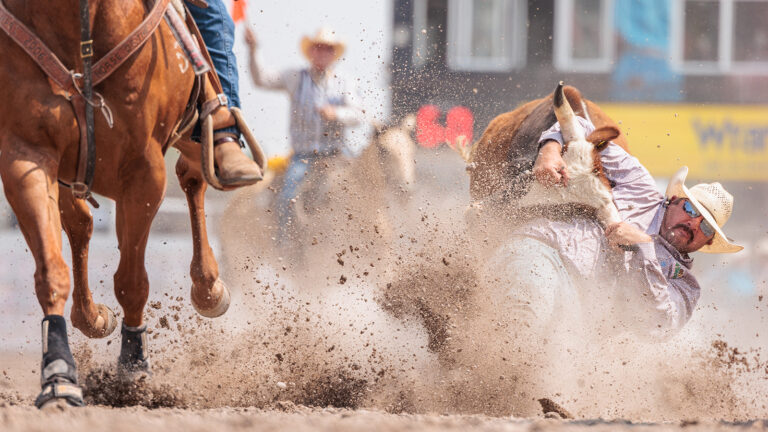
0, 0, 265, 202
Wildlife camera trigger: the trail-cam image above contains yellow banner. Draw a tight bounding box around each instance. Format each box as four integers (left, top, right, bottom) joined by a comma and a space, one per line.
600, 104, 768, 181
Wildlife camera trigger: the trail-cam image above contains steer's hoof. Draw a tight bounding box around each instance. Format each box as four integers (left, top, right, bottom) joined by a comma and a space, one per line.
191, 278, 231, 318
35, 380, 85, 409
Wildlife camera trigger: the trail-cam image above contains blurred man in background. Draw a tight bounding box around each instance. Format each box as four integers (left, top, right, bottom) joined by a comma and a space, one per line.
244, 27, 364, 251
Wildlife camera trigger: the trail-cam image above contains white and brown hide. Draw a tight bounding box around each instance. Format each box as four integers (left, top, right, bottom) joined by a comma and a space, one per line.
469, 83, 629, 226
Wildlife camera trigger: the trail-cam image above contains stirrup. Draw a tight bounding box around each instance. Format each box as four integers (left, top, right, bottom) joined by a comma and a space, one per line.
200, 107, 267, 190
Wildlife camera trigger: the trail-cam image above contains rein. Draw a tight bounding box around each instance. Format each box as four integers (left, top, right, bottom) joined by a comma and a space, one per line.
78, 0, 96, 204
0, 0, 172, 205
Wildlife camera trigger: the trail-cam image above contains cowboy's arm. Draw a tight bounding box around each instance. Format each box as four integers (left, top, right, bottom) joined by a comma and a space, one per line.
246, 41, 298, 92
537, 117, 596, 150
624, 239, 700, 338
534, 117, 596, 187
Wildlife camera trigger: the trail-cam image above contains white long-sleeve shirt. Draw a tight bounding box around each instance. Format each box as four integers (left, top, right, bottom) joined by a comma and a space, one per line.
513, 118, 700, 338
249, 51, 364, 154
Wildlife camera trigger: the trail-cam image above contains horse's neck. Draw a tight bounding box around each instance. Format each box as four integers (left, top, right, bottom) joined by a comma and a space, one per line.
16, 0, 137, 68
5, 0, 87, 69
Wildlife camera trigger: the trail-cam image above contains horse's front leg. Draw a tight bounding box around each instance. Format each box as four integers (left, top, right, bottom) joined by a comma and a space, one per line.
59, 191, 117, 338
176, 154, 230, 318
0, 144, 84, 407
113, 156, 166, 375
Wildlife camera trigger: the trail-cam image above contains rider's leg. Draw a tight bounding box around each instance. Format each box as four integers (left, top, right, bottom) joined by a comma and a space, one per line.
488, 236, 581, 332
187, 0, 240, 114
188, 0, 261, 185
486, 235, 583, 404
276, 154, 312, 245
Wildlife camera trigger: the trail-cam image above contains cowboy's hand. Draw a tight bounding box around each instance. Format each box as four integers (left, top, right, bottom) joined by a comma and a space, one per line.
533, 140, 569, 187
318, 105, 337, 122
244, 28, 259, 51
605, 222, 652, 251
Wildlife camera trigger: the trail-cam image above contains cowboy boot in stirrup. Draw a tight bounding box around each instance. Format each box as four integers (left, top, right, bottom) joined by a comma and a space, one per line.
210, 106, 263, 187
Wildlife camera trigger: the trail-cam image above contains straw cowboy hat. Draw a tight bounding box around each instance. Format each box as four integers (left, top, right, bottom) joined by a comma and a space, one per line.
300, 27, 345, 62
666, 166, 743, 254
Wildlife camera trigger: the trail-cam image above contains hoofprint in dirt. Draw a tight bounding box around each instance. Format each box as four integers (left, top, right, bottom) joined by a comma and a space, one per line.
0, 405, 767, 432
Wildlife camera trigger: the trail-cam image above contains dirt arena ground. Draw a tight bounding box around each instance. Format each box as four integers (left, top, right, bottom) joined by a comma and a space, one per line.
2, 405, 767, 432
2, 149, 767, 431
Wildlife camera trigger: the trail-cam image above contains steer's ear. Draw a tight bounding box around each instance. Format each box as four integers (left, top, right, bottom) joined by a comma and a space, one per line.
587, 126, 620, 151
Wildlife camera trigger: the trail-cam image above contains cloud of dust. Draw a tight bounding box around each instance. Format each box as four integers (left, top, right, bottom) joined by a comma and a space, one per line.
74, 148, 768, 420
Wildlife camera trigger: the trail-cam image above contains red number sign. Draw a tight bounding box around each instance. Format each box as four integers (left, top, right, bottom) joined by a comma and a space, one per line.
416, 105, 474, 149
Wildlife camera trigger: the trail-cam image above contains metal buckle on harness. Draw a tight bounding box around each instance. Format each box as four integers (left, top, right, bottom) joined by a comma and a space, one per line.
80, 40, 94, 58
69, 71, 114, 128
70, 182, 89, 198
217, 93, 228, 107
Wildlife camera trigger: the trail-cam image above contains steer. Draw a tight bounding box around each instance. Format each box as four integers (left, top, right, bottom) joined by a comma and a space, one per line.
516, 82, 621, 226
468, 82, 628, 228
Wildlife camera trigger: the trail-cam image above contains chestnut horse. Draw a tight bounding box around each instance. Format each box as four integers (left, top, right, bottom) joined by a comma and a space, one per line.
0, 0, 249, 406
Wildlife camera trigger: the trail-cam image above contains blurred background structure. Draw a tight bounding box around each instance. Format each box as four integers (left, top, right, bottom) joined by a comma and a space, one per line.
2, 0, 768, 351
388, 0, 768, 301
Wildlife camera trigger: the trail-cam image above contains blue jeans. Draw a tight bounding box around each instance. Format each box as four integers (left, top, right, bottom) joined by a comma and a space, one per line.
188, 0, 241, 135
276, 152, 335, 244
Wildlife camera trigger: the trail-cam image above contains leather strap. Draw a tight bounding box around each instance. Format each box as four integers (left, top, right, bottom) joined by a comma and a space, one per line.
70, 94, 92, 196
0, 0, 173, 204
92, 0, 172, 86
183, 8, 223, 96
77, 0, 96, 199
166, 75, 201, 151
213, 134, 237, 146
0, 1, 75, 92
199, 97, 223, 120
0, 0, 171, 89
182, 5, 228, 118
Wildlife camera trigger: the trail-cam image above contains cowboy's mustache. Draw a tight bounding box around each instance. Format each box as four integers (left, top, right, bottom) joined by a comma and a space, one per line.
670, 223, 694, 244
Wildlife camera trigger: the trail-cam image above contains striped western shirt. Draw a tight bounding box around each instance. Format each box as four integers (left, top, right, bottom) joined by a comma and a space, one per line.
249, 53, 364, 155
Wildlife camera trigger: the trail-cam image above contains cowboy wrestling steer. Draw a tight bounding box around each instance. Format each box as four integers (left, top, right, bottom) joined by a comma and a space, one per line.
470, 82, 743, 338
516, 82, 622, 227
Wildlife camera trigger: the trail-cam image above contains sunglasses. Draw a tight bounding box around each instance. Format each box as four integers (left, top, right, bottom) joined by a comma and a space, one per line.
682, 200, 716, 238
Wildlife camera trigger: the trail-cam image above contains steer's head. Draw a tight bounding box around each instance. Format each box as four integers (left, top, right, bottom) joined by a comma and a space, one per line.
553, 82, 620, 152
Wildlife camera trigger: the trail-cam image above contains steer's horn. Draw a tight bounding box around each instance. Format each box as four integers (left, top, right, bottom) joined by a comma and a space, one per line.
553, 81, 584, 143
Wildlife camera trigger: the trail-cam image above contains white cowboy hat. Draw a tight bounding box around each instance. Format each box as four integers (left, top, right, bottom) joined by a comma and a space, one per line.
300, 27, 345, 62
665, 166, 743, 254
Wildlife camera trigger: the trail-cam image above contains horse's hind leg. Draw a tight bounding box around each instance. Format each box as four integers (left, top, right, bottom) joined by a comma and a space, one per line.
59, 192, 118, 338
176, 155, 230, 318
0, 145, 84, 407
113, 159, 166, 374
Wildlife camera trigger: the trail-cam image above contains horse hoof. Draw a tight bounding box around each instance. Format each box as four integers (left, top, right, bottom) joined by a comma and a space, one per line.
191, 278, 230, 318
117, 365, 152, 382
118, 322, 151, 379
72, 304, 118, 339
35, 380, 85, 409
95, 304, 118, 337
